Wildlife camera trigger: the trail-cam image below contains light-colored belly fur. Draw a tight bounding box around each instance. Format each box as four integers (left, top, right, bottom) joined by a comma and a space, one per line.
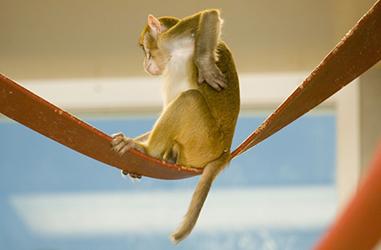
162, 37, 196, 107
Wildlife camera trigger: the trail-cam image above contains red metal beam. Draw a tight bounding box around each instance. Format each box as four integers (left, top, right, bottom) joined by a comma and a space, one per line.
0, 74, 201, 180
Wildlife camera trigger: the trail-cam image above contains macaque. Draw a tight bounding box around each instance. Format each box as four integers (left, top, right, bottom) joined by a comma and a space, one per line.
111, 9, 240, 243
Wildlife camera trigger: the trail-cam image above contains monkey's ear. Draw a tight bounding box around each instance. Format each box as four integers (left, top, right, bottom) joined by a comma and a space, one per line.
147, 14, 161, 35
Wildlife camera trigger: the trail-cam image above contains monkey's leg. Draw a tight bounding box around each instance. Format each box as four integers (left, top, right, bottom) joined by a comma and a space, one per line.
146, 89, 225, 167
162, 142, 180, 164
135, 131, 151, 143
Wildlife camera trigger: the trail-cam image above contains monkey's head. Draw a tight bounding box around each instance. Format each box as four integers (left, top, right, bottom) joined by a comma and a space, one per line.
139, 15, 179, 76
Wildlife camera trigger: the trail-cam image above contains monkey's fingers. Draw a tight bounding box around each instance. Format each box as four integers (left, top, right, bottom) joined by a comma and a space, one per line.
111, 136, 124, 147
111, 133, 128, 151
111, 132, 125, 138
206, 79, 222, 91
129, 173, 142, 180
198, 72, 206, 85
119, 141, 135, 154
112, 139, 129, 153
111, 132, 125, 142
212, 67, 227, 89
111, 134, 136, 155
121, 170, 142, 181
212, 75, 227, 90
198, 66, 227, 91
206, 66, 227, 91
202, 72, 222, 91
206, 73, 224, 91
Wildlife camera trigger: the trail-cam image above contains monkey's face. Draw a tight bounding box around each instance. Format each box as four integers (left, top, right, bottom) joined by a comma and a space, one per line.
139, 15, 174, 76
141, 42, 169, 76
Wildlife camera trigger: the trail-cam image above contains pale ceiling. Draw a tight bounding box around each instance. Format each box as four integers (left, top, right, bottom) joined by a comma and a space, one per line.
0, 0, 377, 80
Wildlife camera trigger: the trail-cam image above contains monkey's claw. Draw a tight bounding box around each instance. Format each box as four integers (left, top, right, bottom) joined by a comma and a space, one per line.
197, 64, 227, 91
121, 170, 142, 181
111, 132, 139, 155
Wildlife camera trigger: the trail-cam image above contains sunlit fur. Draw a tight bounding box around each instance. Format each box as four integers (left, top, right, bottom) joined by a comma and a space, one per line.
126, 10, 240, 243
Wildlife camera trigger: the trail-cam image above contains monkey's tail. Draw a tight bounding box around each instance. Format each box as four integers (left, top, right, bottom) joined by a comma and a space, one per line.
170, 152, 230, 244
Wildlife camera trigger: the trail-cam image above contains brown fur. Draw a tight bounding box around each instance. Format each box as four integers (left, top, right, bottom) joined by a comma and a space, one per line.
112, 9, 240, 243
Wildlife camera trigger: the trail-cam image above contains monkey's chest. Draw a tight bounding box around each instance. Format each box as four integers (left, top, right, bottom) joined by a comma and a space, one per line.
163, 61, 196, 106
163, 78, 195, 106
162, 38, 196, 106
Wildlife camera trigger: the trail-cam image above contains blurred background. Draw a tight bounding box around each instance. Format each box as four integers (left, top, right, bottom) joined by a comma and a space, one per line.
1, 0, 380, 249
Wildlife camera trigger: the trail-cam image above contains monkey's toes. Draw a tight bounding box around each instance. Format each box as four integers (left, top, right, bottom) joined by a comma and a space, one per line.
111, 132, 125, 145
110, 132, 134, 155
121, 170, 142, 181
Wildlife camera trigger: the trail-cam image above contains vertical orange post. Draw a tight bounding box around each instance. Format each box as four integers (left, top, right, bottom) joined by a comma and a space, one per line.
315, 141, 381, 250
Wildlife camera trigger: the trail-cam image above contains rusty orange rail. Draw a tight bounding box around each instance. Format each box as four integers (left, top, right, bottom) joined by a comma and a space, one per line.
0, 74, 201, 180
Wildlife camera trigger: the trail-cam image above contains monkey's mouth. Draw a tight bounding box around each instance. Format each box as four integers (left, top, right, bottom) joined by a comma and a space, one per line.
146, 66, 163, 76
144, 62, 159, 75
149, 70, 162, 76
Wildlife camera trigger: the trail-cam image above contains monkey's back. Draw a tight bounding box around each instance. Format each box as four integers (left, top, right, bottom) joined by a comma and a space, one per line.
197, 41, 240, 151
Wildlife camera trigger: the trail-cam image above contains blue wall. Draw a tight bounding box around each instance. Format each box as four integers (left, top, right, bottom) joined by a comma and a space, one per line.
0, 114, 336, 250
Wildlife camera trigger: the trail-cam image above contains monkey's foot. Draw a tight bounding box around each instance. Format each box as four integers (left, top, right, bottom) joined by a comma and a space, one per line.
197, 63, 227, 91
121, 170, 142, 181
111, 132, 145, 155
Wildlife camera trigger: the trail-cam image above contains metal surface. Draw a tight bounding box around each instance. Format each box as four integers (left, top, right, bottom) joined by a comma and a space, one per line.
0, 74, 201, 180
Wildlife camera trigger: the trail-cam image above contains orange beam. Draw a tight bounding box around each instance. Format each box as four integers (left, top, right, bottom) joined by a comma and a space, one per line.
315, 141, 381, 250
0, 74, 201, 180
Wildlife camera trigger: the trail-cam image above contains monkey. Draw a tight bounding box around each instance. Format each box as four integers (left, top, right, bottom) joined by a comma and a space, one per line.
111, 9, 240, 243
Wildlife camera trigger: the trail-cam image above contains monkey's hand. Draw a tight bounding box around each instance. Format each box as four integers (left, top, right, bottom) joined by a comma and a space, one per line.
111, 132, 144, 180
111, 132, 145, 155
196, 58, 227, 91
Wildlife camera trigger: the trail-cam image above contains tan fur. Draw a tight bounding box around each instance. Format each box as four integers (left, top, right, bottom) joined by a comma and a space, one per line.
171, 152, 230, 243
112, 9, 240, 243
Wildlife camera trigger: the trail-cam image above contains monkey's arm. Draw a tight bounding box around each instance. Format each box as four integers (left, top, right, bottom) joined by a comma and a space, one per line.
134, 131, 150, 143
161, 10, 226, 91
194, 10, 227, 91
